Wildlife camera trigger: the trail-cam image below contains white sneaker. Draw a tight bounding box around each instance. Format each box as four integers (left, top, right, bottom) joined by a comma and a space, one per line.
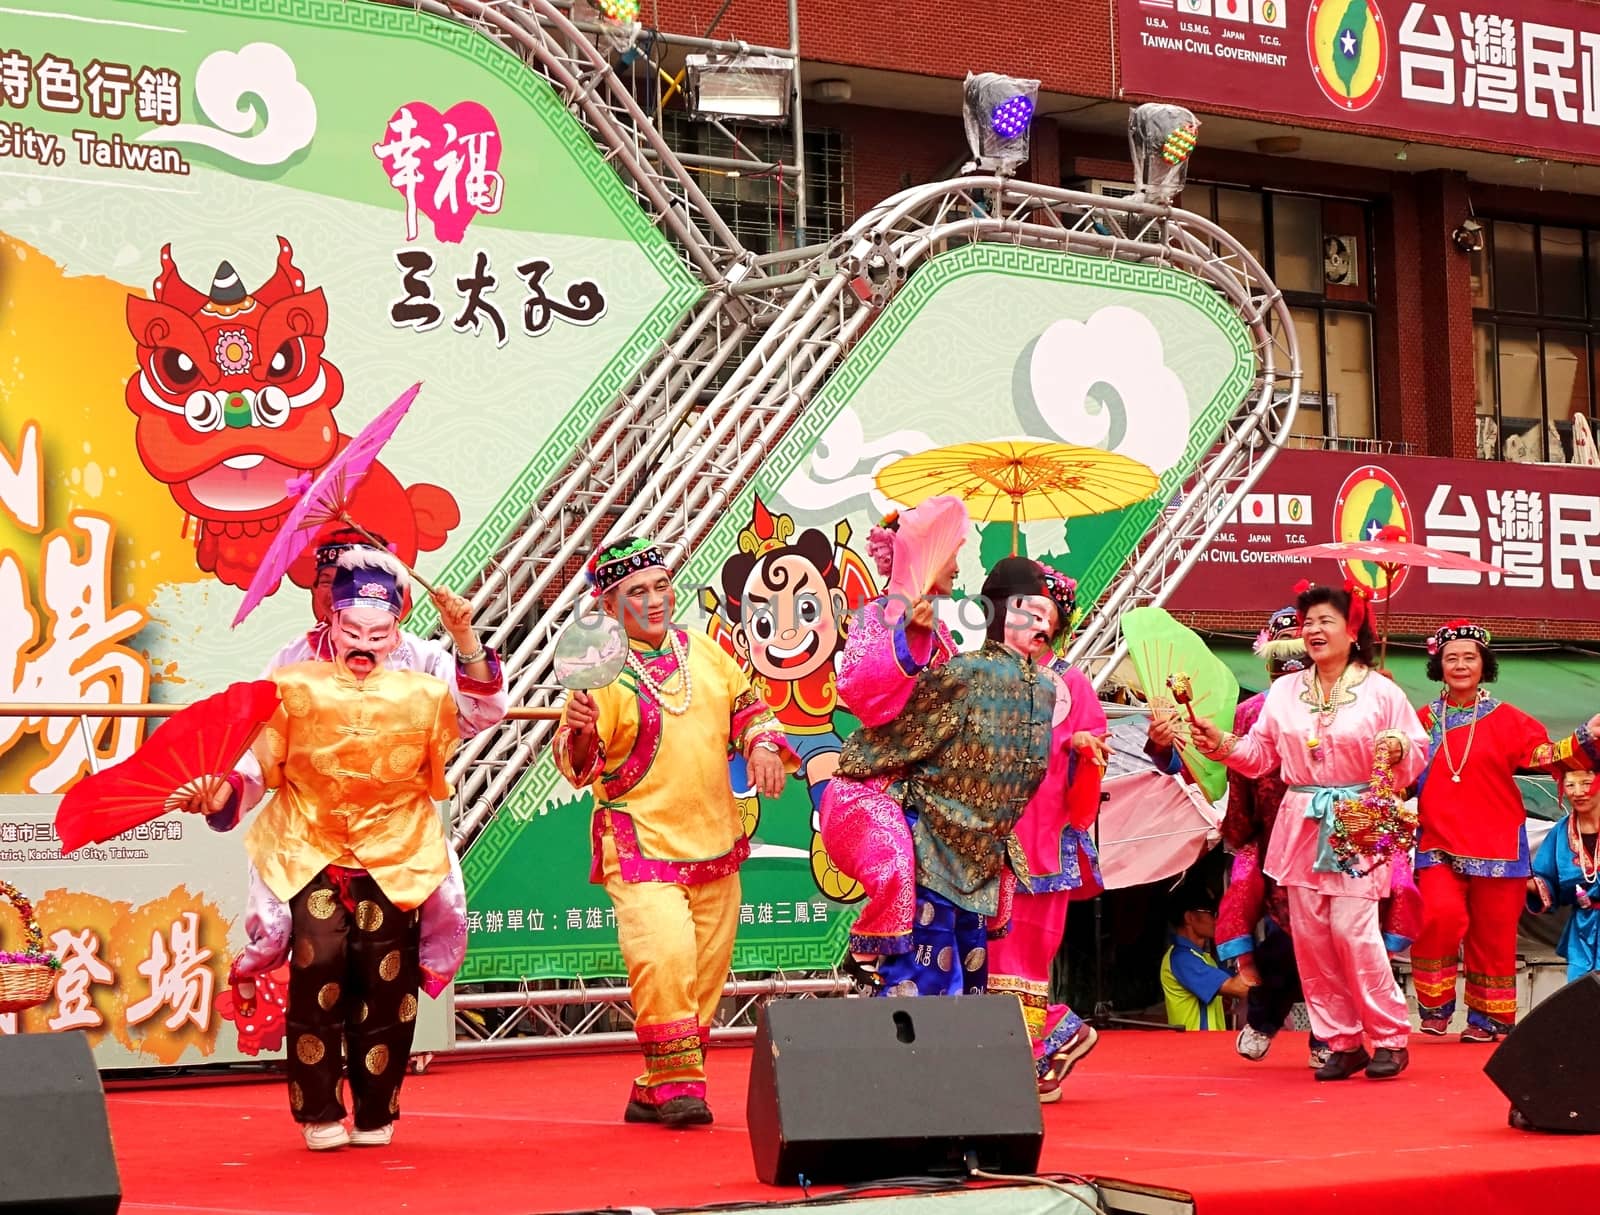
302, 1122, 350, 1151
350, 1123, 395, 1147
1308, 1046, 1333, 1070
1235, 1025, 1273, 1061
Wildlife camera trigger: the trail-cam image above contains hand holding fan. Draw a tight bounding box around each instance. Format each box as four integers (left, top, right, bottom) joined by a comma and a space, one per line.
1121, 607, 1238, 802
884, 494, 970, 625
54, 680, 282, 853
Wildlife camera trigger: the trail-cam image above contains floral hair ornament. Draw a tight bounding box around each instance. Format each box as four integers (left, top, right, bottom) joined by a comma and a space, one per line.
1342, 578, 1371, 635
1256, 603, 1309, 674
584, 536, 670, 598
1254, 604, 1301, 655
1036, 564, 1080, 635
1290, 578, 1315, 628
1427, 617, 1492, 657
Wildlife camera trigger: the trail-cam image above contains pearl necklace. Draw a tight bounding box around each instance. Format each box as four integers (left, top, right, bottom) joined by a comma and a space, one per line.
626, 628, 693, 716
1438, 689, 1486, 784
1303, 666, 1350, 757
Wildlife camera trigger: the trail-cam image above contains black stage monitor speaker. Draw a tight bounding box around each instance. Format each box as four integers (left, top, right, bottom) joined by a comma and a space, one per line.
0, 1031, 122, 1213
747, 995, 1044, 1185
1486, 971, 1600, 1133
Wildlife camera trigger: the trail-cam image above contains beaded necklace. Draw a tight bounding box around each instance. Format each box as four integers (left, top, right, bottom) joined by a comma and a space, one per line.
1303, 664, 1350, 757
1436, 688, 1487, 784
626, 629, 693, 716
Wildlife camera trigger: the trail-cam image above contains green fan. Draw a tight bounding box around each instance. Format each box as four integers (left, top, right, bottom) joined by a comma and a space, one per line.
1121, 606, 1238, 801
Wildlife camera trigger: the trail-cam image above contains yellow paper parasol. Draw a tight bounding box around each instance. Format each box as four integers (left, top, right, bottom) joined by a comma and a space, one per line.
874, 440, 1160, 554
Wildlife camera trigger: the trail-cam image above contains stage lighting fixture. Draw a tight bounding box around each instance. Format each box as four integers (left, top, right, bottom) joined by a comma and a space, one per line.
597, 0, 639, 21
990, 94, 1034, 140
962, 72, 1041, 175
686, 53, 793, 122
1128, 102, 1201, 204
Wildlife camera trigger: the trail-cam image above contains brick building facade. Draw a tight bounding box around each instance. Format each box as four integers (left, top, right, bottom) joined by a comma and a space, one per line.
646, 0, 1600, 638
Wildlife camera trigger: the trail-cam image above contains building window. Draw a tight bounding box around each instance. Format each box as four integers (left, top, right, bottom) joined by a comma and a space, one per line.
663, 116, 851, 254
1183, 185, 1376, 447
1472, 220, 1600, 462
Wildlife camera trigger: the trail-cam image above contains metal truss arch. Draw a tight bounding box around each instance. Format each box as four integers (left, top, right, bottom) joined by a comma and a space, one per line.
451, 172, 1299, 862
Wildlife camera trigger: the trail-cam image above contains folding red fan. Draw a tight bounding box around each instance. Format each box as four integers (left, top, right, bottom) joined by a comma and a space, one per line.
55, 680, 281, 853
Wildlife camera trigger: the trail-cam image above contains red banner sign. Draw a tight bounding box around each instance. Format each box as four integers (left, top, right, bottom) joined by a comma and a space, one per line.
1165, 449, 1600, 620
1116, 0, 1600, 161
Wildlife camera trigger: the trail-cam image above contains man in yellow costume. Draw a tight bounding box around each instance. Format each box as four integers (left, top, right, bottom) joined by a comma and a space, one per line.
179, 549, 462, 1151
554, 536, 794, 1128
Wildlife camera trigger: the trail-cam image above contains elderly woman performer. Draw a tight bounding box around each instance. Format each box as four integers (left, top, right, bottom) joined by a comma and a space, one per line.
1412, 619, 1600, 1041
1193, 582, 1427, 1081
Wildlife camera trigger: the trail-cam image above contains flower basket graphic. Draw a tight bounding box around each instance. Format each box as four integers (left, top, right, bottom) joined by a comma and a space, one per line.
0, 879, 61, 1014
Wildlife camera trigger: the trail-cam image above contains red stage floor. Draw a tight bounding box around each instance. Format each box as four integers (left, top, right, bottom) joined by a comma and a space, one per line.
107, 1029, 1595, 1215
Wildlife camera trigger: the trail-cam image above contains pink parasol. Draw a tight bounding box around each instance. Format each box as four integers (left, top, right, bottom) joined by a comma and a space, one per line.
231, 382, 431, 627
1274, 526, 1506, 665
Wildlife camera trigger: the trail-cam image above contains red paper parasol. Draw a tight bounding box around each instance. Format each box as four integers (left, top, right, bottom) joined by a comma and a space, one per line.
1274, 526, 1506, 665
231, 382, 428, 627
54, 680, 281, 853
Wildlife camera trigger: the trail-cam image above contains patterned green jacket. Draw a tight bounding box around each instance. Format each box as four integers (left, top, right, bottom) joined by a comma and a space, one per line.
837, 641, 1055, 916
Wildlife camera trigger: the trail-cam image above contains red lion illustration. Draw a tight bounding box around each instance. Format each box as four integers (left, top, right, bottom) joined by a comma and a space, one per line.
125, 237, 459, 590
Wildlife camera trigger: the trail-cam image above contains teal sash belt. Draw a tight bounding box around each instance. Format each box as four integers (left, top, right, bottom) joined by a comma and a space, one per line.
1290, 783, 1365, 875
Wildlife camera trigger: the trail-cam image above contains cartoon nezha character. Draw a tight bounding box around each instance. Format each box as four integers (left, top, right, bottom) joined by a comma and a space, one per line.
703, 496, 876, 901
125, 236, 459, 590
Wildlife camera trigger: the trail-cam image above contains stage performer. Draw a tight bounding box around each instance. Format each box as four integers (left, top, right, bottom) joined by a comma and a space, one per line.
1412, 619, 1600, 1041
835, 557, 1057, 998
987, 566, 1109, 1101
177, 549, 464, 1150
1194, 582, 1427, 1081
553, 537, 795, 1128
221, 530, 507, 1046
1527, 770, 1600, 983
1192, 606, 1329, 1067
820, 503, 964, 994
264, 526, 506, 736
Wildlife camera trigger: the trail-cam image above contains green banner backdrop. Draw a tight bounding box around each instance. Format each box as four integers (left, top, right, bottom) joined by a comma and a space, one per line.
0, 0, 696, 1062
462, 243, 1255, 980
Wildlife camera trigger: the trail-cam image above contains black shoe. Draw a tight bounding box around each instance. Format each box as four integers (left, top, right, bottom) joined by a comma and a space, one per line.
1314, 1047, 1371, 1081
1508, 1105, 1535, 1132
658, 1096, 714, 1127
841, 955, 883, 997
624, 1098, 661, 1124
1365, 1047, 1410, 1079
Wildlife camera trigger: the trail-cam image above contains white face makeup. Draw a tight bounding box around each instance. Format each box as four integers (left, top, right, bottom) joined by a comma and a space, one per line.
1003, 594, 1057, 657
332, 605, 399, 678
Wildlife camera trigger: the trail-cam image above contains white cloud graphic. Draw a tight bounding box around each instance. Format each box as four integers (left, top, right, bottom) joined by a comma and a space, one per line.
1024, 306, 1191, 475
141, 43, 317, 167
777, 406, 934, 515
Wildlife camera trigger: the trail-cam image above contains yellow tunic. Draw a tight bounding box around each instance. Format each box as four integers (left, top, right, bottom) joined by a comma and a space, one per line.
553, 628, 792, 882
243, 661, 461, 911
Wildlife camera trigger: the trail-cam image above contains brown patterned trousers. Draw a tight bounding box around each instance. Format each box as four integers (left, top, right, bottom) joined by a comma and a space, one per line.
286, 866, 421, 1130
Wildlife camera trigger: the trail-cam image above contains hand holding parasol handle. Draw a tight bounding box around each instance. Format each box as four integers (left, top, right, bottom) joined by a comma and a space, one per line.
337, 513, 443, 596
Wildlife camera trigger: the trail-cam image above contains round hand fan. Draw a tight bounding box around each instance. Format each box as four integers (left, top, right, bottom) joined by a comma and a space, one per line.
1120, 606, 1238, 802
54, 680, 282, 853
552, 614, 628, 690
